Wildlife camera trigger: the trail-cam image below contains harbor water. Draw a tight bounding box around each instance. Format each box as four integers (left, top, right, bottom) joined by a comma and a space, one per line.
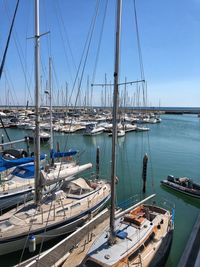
0, 114, 200, 267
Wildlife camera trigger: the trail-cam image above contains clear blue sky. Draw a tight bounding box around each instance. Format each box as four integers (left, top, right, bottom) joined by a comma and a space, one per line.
0, 0, 200, 107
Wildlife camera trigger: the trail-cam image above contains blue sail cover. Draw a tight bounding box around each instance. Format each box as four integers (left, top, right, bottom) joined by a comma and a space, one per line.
0, 154, 45, 172
11, 163, 44, 179
50, 149, 77, 159
11, 164, 35, 179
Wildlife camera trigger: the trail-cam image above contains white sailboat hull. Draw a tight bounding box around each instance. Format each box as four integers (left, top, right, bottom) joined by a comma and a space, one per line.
0, 163, 92, 211
0, 194, 110, 256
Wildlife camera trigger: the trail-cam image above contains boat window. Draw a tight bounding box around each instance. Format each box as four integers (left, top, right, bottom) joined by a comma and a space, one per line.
84, 260, 103, 267
0, 220, 14, 232
25, 208, 36, 217
128, 245, 144, 261
57, 207, 68, 214
71, 203, 81, 209
144, 232, 155, 247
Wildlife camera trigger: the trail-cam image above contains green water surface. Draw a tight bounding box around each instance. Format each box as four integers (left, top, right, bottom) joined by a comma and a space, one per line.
0, 114, 200, 267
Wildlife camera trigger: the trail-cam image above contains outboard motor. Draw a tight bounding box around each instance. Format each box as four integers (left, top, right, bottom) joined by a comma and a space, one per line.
167, 175, 174, 182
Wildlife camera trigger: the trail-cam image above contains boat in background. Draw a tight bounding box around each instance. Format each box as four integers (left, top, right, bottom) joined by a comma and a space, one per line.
0, 156, 93, 212
27, 130, 50, 143
0, 148, 40, 171
83, 123, 105, 136
108, 129, 125, 137
161, 175, 200, 199
136, 126, 150, 132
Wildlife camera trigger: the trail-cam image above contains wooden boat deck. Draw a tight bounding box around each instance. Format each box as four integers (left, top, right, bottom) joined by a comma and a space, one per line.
84, 205, 172, 267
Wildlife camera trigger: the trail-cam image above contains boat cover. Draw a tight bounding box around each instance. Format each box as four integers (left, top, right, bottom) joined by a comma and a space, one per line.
69, 178, 92, 191
0, 154, 45, 172
50, 149, 77, 159
116, 230, 128, 239
11, 164, 35, 178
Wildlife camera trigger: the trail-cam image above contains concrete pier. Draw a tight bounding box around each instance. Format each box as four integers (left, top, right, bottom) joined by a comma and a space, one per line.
178, 213, 200, 267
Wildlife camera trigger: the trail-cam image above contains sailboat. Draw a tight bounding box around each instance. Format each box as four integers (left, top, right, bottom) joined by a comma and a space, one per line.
0, 58, 92, 212
82, 1, 174, 266
0, 0, 110, 256
0, 143, 47, 212
0, 152, 93, 212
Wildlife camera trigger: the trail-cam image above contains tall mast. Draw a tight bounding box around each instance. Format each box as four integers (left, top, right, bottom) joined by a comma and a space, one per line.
65, 82, 68, 107
109, 0, 122, 244
49, 57, 53, 151
34, 0, 41, 205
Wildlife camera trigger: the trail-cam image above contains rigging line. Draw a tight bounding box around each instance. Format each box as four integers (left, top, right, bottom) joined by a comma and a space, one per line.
24, 1, 31, 105
4, 71, 17, 105
133, 0, 146, 107
18, 190, 59, 265
91, 0, 109, 106
60, 0, 100, 145
73, 0, 101, 109
18, 204, 39, 265
57, 0, 101, 163
52, 59, 62, 102
3, 0, 34, 104
133, 1, 154, 192
0, 117, 11, 142
0, 0, 19, 80
133, 0, 145, 81
3, 65, 20, 105
57, 0, 77, 73
26, 60, 34, 106
67, 0, 100, 107
54, 0, 74, 84
43, 0, 51, 57
40, 52, 48, 82
37, 198, 54, 262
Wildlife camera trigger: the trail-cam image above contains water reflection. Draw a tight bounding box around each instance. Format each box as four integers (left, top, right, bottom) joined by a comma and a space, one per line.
161, 185, 200, 209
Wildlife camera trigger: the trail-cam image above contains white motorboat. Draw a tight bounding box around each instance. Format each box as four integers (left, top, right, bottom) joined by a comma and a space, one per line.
27, 131, 50, 143
83, 123, 105, 136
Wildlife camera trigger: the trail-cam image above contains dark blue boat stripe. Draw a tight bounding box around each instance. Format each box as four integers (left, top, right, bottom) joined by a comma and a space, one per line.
0, 195, 110, 244
0, 189, 33, 199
